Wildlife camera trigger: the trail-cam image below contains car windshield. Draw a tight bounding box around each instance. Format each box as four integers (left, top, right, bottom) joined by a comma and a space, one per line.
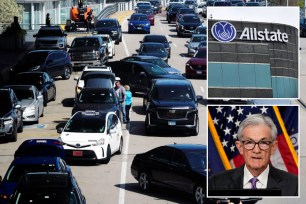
150, 1, 159, 5
131, 15, 148, 21
72, 38, 100, 47
5, 164, 57, 182
137, 9, 153, 15
144, 36, 167, 43
100, 37, 109, 43
20, 52, 48, 67
141, 44, 165, 53
13, 89, 34, 100
185, 150, 206, 171
138, 5, 152, 10
191, 36, 206, 42
64, 117, 105, 133
185, 1, 195, 4
181, 16, 200, 23
195, 49, 206, 58
143, 58, 170, 68
179, 9, 194, 14
15, 75, 44, 90
37, 29, 63, 36
152, 85, 194, 101
96, 20, 116, 27
170, 6, 182, 12
0, 92, 12, 115
78, 90, 115, 104
143, 64, 168, 75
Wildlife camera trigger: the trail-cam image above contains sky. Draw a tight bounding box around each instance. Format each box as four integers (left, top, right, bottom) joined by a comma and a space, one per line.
207, 7, 299, 29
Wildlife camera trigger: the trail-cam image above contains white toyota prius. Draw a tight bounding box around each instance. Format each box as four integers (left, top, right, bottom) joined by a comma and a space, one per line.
58, 111, 123, 164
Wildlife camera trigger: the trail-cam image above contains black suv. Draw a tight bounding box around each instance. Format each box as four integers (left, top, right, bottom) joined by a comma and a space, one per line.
10, 50, 72, 80
68, 36, 108, 70
167, 4, 185, 23
140, 35, 172, 58
107, 61, 185, 93
94, 18, 122, 44
177, 14, 202, 37
33, 26, 68, 51
0, 88, 23, 142
144, 79, 203, 135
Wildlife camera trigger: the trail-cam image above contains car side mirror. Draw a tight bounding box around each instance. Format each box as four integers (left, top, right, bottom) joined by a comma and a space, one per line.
139, 41, 143, 43
186, 41, 189, 43
109, 129, 116, 134
136, 49, 140, 53
57, 127, 64, 134
127, 19, 130, 21
196, 95, 203, 102
74, 76, 79, 81
14, 104, 21, 109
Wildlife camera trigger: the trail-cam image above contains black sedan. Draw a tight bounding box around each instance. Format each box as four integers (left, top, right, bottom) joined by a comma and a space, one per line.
140, 35, 172, 58
9, 50, 72, 80
12, 72, 56, 106
177, 14, 202, 37
136, 42, 169, 63
131, 144, 206, 204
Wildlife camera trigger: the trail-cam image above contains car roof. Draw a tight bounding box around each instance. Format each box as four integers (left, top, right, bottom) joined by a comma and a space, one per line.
155, 78, 190, 86
166, 144, 207, 151
74, 36, 100, 40
182, 14, 198, 17
142, 42, 164, 46
27, 50, 53, 54
191, 34, 206, 38
18, 72, 45, 75
125, 55, 160, 60
12, 157, 59, 164
39, 26, 62, 30
5, 85, 36, 90
128, 61, 159, 66
82, 87, 113, 92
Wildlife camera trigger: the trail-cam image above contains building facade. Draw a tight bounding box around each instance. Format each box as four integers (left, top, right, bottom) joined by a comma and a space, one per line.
208, 20, 299, 98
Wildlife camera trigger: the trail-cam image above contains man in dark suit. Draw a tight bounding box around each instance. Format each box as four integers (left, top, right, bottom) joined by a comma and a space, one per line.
208, 114, 298, 196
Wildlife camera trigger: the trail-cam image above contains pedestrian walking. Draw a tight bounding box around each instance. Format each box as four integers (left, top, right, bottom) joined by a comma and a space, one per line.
115, 81, 127, 123
86, 9, 94, 32
46, 13, 51, 26
124, 85, 132, 123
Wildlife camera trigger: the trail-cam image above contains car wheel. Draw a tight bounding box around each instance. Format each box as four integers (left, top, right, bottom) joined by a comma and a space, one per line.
194, 185, 205, 204
191, 116, 199, 136
17, 120, 23, 133
117, 137, 123, 155
62, 66, 71, 80
115, 40, 119, 45
138, 171, 151, 192
51, 88, 56, 101
10, 124, 17, 142
104, 145, 111, 164
119, 35, 122, 42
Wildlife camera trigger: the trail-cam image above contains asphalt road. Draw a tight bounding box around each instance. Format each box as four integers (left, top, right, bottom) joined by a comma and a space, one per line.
0, 11, 305, 204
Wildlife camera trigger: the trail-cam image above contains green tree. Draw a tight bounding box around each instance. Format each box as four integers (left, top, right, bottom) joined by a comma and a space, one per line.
0, 0, 24, 26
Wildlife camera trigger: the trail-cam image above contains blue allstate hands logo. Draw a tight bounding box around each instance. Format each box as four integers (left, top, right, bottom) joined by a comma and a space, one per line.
211, 21, 236, 42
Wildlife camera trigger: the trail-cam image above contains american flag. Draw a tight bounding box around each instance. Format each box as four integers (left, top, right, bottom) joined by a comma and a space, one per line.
208, 105, 298, 176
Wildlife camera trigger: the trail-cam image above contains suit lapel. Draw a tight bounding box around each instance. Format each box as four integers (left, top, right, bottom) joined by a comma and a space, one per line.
231, 165, 244, 188
267, 165, 282, 188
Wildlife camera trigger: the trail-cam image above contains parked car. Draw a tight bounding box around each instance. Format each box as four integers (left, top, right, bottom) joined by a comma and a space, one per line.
136, 42, 169, 62
136, 9, 155, 25
57, 110, 123, 164
93, 34, 115, 58
13, 72, 56, 106
177, 14, 202, 37
5, 85, 44, 124
122, 55, 181, 75
94, 18, 122, 44
131, 144, 206, 204
9, 50, 72, 80
149, 0, 162, 13
14, 139, 65, 159
0, 157, 71, 203
0, 88, 23, 142
185, 47, 206, 79
33, 26, 68, 51
9, 172, 86, 204
167, 3, 186, 23
107, 61, 185, 93
68, 36, 108, 70
128, 13, 151, 34
144, 79, 203, 135
186, 34, 206, 56
72, 87, 120, 117
140, 35, 172, 58
74, 65, 113, 98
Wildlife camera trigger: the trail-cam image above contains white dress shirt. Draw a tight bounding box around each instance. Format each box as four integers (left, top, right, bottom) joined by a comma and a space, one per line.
243, 165, 270, 189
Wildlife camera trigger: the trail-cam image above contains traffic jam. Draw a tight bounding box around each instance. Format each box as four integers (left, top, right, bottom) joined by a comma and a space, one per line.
0, 1, 208, 204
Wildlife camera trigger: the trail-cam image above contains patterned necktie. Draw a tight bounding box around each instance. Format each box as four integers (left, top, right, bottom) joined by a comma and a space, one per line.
250, 177, 258, 189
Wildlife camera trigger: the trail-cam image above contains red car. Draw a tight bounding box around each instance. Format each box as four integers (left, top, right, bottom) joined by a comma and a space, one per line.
137, 9, 155, 26
185, 47, 206, 79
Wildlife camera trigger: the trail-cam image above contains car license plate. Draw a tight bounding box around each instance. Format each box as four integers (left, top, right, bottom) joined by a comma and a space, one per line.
168, 121, 176, 126
197, 71, 202, 74
137, 27, 142, 29
73, 151, 83, 157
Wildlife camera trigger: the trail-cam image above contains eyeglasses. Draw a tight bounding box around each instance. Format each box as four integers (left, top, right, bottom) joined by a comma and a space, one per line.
241, 140, 273, 150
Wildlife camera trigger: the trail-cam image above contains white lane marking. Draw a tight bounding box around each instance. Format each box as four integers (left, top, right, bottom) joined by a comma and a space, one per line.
118, 124, 130, 204
122, 18, 130, 57
118, 17, 130, 204
173, 44, 177, 47
200, 86, 205, 94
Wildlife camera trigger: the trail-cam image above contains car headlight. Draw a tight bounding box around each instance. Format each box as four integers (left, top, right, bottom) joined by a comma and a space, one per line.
90, 138, 105, 146
146, 23, 150, 26
111, 30, 118, 35
4, 117, 13, 124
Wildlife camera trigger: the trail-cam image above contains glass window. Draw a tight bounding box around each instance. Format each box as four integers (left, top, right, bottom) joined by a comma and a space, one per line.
152, 84, 195, 101
150, 148, 173, 163
12, 89, 34, 100
142, 64, 168, 75
172, 151, 187, 167
64, 117, 105, 133
185, 150, 206, 171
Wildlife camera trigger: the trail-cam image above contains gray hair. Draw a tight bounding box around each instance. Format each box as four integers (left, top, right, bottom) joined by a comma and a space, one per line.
237, 114, 277, 141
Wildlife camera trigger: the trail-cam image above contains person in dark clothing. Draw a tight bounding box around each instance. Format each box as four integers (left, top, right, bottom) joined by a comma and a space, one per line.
86, 10, 93, 32
78, 0, 83, 8
46, 13, 51, 26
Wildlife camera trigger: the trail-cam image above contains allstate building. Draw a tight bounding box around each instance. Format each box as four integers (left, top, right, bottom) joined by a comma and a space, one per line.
208, 20, 298, 98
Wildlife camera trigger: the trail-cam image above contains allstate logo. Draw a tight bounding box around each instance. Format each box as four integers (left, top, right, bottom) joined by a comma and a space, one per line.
211, 21, 236, 42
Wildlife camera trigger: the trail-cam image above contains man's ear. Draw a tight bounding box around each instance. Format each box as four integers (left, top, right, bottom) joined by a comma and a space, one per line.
270, 139, 278, 155
235, 140, 243, 155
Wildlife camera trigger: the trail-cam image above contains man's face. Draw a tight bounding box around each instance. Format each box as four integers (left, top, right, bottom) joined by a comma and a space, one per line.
115, 82, 120, 88
235, 124, 278, 174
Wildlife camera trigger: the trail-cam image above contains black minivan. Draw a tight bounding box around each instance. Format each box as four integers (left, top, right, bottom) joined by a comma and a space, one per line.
107, 61, 185, 94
